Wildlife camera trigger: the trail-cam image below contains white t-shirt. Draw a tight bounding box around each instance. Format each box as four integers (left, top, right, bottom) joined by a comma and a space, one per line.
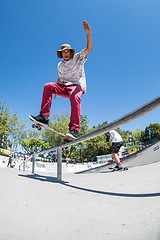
106, 130, 123, 143
58, 49, 87, 93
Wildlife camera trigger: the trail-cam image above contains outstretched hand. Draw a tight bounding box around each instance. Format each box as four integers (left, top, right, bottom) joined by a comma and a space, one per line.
83, 20, 91, 34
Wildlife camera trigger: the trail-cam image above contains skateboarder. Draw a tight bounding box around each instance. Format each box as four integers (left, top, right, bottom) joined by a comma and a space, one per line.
7, 154, 16, 168
105, 130, 123, 170
30, 20, 92, 139
7, 154, 13, 167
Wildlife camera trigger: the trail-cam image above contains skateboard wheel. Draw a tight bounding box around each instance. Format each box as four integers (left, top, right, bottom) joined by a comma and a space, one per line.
38, 126, 42, 130
62, 138, 70, 143
32, 124, 36, 128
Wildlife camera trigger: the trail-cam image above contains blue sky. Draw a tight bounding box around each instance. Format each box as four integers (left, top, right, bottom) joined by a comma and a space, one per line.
0, 0, 160, 133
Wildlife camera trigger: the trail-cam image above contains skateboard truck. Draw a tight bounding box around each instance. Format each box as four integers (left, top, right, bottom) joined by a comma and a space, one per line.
32, 123, 42, 131
29, 115, 73, 139
62, 136, 71, 143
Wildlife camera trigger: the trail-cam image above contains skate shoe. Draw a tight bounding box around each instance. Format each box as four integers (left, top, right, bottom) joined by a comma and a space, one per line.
113, 165, 123, 171
66, 130, 79, 139
30, 115, 49, 126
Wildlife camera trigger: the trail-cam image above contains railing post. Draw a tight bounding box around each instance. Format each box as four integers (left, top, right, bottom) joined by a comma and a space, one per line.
57, 147, 62, 183
23, 161, 25, 171
32, 154, 35, 173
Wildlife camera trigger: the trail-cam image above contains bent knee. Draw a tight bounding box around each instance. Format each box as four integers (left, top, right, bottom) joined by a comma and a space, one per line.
70, 94, 81, 104
44, 82, 57, 91
44, 82, 53, 88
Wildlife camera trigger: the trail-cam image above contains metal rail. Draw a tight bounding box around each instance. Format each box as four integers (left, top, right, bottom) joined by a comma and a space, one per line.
28, 96, 160, 182
38, 95, 160, 153
19, 155, 33, 171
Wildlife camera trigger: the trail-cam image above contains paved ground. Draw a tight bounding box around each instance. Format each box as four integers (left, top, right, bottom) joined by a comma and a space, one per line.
0, 162, 160, 240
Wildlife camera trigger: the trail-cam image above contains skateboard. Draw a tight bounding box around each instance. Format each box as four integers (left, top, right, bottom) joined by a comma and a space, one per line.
29, 115, 73, 141
109, 166, 128, 172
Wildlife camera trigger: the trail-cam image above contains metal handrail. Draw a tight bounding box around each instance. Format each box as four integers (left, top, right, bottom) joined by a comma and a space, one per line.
21, 95, 160, 182
19, 155, 33, 171
38, 95, 160, 154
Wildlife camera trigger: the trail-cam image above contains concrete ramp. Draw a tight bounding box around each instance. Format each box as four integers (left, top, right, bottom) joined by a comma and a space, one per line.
121, 140, 160, 168
76, 139, 160, 174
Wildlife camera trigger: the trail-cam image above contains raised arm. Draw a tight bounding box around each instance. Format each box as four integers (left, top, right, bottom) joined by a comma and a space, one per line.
83, 20, 92, 56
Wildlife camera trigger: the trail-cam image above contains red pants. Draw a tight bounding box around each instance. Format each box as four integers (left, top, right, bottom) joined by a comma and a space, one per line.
40, 83, 83, 131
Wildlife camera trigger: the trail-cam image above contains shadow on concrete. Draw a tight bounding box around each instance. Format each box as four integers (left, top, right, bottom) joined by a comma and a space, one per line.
62, 183, 160, 198
18, 173, 68, 184
18, 174, 160, 198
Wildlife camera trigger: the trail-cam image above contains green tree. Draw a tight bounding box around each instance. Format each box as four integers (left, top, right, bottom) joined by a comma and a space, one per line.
0, 103, 10, 148
142, 123, 160, 142
117, 128, 130, 145
0, 102, 27, 150
21, 137, 50, 155
42, 113, 89, 159
83, 121, 108, 159
75, 115, 89, 160
42, 113, 70, 147
132, 128, 143, 143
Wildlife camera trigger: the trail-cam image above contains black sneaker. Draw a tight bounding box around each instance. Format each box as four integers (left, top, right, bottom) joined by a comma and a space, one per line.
66, 130, 79, 139
29, 115, 49, 126
113, 165, 122, 171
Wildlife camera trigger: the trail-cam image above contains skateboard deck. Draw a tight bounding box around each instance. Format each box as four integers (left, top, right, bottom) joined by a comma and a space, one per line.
109, 166, 128, 172
29, 115, 73, 140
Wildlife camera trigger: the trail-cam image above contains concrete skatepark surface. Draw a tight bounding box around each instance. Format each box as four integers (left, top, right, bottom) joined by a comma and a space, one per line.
0, 161, 160, 240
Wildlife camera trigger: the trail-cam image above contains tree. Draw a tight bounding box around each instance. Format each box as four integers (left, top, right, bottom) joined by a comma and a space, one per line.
84, 134, 107, 159
117, 128, 130, 145
42, 113, 70, 147
76, 115, 89, 160
7, 114, 28, 150
141, 123, 160, 142
83, 121, 109, 159
42, 113, 90, 159
132, 128, 143, 143
0, 102, 26, 150
0, 103, 10, 148
21, 137, 50, 155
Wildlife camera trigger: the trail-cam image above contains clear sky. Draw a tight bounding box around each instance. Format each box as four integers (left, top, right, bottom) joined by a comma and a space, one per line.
0, 0, 160, 133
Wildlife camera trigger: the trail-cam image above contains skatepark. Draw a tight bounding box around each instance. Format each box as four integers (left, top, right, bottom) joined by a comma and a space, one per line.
0, 152, 160, 240
0, 161, 160, 240
0, 97, 160, 240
